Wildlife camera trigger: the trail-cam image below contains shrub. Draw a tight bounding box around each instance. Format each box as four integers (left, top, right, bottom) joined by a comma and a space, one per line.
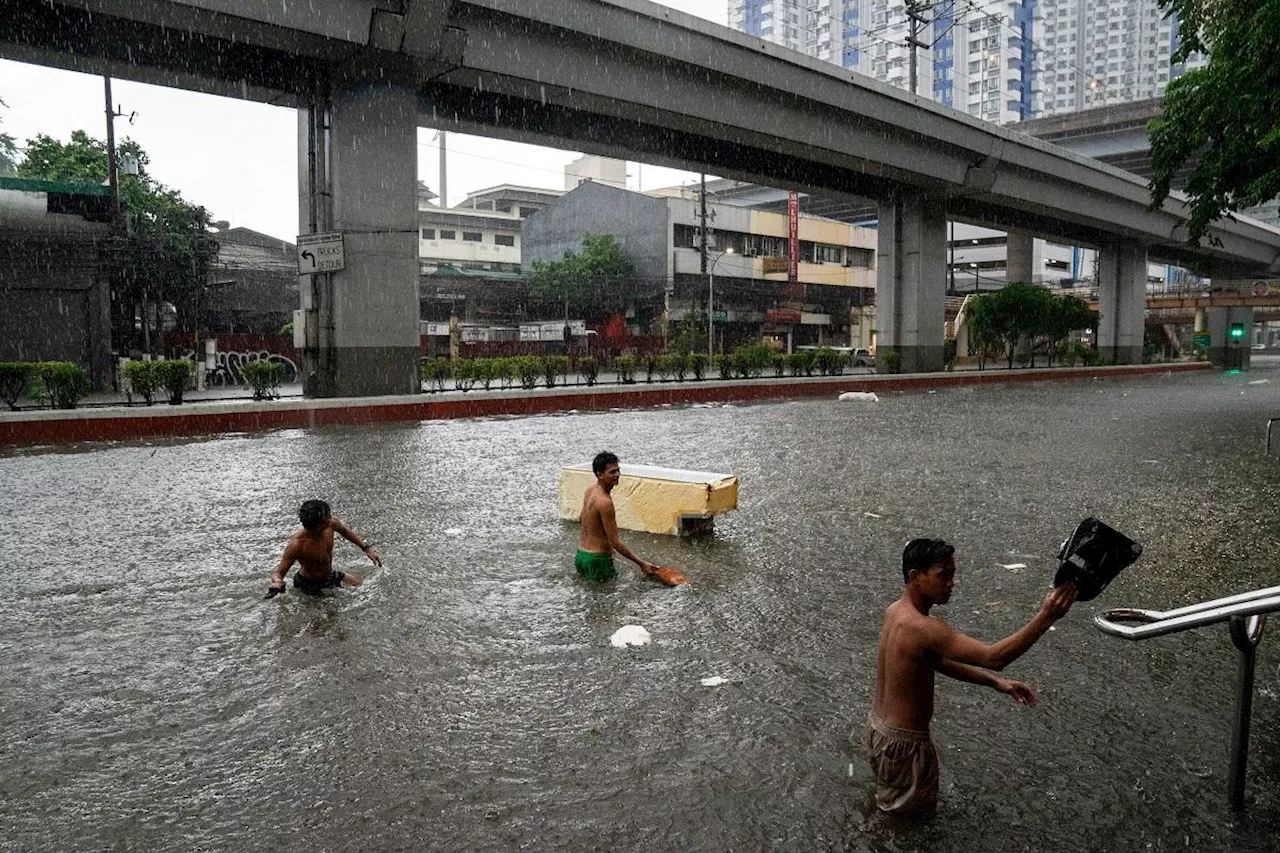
242, 360, 285, 400
714, 353, 732, 378
942, 340, 957, 372
515, 355, 542, 389
156, 359, 194, 405
786, 351, 814, 377
771, 353, 787, 378
123, 360, 159, 405
493, 357, 516, 389
36, 361, 89, 409
543, 355, 568, 388
472, 358, 499, 391
420, 357, 450, 392
736, 344, 774, 378
453, 358, 477, 392
814, 346, 844, 376
578, 356, 599, 386
654, 354, 675, 381
644, 354, 658, 383
878, 351, 902, 374
0, 362, 35, 410
672, 352, 689, 382
615, 355, 637, 384
689, 353, 708, 381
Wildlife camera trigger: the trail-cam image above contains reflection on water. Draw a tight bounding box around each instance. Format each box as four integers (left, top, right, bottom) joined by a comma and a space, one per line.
3, 368, 1280, 851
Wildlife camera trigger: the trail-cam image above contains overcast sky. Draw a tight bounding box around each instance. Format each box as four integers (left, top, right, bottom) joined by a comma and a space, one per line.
0, 1, 728, 242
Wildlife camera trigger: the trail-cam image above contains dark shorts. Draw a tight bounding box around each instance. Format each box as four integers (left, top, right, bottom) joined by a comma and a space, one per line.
293, 570, 345, 594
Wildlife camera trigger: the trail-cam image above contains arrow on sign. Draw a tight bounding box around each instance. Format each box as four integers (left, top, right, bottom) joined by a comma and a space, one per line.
300, 250, 315, 268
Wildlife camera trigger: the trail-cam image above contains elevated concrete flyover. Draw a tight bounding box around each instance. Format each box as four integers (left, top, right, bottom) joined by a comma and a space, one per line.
5, 0, 1280, 385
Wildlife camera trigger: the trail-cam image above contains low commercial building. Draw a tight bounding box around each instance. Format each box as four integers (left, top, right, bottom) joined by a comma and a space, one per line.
0, 176, 114, 386
522, 180, 877, 353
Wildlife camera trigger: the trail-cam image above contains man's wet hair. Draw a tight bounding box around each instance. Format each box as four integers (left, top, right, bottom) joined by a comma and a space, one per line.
902, 538, 955, 584
299, 499, 331, 531
593, 451, 620, 476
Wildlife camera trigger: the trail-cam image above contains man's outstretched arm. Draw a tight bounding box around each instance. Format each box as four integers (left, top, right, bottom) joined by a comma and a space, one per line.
601, 501, 654, 574
330, 517, 382, 566
266, 542, 298, 596
937, 658, 1038, 706
928, 583, 1077, 671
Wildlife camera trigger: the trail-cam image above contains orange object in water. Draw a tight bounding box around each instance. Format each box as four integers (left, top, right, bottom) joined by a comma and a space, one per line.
654, 566, 688, 587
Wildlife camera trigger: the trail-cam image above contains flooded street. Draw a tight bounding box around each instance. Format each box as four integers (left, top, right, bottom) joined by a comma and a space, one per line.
4, 368, 1280, 852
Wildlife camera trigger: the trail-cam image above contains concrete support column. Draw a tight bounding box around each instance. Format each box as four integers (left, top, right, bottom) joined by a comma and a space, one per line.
1194, 307, 1207, 332
1005, 230, 1035, 283
1206, 306, 1254, 369
1096, 242, 1147, 364
298, 80, 420, 397
875, 195, 947, 373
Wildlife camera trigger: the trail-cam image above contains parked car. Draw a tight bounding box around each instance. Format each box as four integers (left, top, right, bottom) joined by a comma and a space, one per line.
851, 347, 875, 367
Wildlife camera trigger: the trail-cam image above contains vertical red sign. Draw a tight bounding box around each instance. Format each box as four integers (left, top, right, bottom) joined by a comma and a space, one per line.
787, 190, 802, 299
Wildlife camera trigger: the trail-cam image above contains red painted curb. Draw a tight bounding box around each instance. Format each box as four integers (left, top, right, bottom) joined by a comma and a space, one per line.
0, 363, 1210, 447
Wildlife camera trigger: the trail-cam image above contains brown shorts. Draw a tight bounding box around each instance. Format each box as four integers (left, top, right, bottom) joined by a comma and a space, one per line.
865, 711, 939, 817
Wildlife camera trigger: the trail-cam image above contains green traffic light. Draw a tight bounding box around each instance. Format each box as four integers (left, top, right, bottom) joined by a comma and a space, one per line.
1229, 323, 1245, 340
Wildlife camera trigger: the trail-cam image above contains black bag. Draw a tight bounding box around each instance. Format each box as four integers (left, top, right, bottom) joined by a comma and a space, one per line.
1054, 518, 1143, 602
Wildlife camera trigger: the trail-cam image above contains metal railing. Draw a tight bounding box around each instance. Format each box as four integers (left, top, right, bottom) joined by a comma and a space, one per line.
1096, 586, 1279, 810
1267, 417, 1280, 455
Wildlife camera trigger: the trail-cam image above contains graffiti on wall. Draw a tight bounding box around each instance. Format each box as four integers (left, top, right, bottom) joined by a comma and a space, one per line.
179, 348, 299, 386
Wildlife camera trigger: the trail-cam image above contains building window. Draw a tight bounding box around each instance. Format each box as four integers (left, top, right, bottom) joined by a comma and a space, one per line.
519, 207, 539, 218
420, 228, 435, 240
494, 234, 515, 247
462, 232, 483, 242
439, 230, 456, 240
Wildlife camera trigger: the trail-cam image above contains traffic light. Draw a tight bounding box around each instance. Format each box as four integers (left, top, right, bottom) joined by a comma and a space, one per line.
1229, 322, 1246, 341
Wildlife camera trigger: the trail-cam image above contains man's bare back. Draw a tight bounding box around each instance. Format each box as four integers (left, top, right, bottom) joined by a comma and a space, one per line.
578, 484, 613, 555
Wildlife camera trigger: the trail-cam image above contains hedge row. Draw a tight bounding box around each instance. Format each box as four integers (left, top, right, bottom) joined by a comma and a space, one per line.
0, 362, 91, 410
419, 346, 866, 392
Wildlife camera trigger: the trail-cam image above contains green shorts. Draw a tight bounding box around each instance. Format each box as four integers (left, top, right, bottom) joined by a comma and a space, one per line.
575, 549, 617, 582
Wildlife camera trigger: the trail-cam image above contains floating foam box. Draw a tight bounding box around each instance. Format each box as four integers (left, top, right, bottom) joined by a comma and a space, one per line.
559, 463, 739, 536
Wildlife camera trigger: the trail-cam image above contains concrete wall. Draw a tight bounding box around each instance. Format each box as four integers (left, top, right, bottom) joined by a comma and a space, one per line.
521, 182, 670, 285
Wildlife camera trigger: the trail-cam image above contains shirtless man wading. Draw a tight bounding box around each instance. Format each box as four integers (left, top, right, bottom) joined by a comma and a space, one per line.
575, 451, 658, 582
867, 538, 1077, 817
265, 499, 382, 597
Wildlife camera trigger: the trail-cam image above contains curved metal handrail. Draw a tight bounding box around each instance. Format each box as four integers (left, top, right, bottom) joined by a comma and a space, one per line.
1095, 584, 1278, 810
1094, 585, 1280, 640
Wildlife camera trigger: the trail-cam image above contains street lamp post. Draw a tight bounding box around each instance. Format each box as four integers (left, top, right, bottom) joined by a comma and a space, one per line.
708, 247, 735, 359
970, 262, 980, 292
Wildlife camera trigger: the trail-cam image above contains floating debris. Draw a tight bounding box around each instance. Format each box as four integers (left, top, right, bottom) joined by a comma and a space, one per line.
610, 625, 651, 648
998, 563, 1027, 570
838, 391, 879, 402
700, 676, 729, 687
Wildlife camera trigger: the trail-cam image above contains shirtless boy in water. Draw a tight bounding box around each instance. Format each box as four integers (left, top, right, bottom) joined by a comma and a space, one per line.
575, 451, 658, 582
868, 538, 1076, 817
265, 499, 382, 597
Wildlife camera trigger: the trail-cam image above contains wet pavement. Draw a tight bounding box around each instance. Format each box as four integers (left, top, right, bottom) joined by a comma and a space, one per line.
2, 365, 1279, 851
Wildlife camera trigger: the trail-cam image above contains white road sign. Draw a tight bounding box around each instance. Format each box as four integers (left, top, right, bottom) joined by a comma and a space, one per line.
296, 231, 345, 274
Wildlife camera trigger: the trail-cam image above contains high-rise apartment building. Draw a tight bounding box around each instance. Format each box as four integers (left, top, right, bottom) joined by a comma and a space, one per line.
726, 1, 1204, 125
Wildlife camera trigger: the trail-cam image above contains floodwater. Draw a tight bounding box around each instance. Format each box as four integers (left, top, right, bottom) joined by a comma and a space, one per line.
3, 366, 1280, 852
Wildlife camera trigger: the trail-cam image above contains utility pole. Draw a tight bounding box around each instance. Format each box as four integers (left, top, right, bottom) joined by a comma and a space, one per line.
699, 172, 708, 275
906, 1, 932, 97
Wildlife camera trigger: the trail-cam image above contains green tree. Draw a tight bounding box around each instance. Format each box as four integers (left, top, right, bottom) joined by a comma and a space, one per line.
1039, 294, 1098, 366
529, 233, 635, 322
0, 97, 17, 176
17, 130, 216, 348
1148, 0, 1280, 242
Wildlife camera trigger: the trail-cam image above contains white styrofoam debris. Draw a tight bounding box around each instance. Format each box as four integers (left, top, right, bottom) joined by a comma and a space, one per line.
610, 625, 651, 648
